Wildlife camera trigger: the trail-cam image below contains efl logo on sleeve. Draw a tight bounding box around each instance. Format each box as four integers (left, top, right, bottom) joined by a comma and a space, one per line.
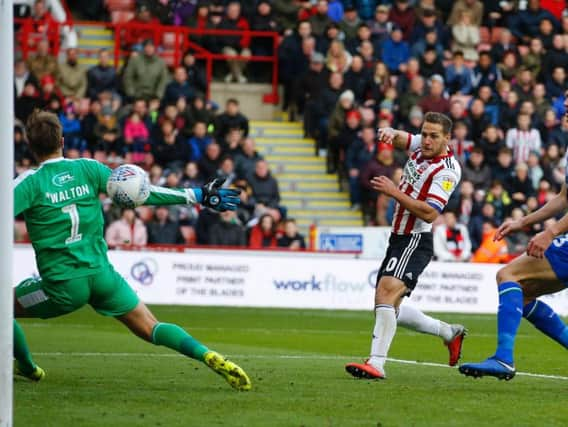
441, 178, 455, 192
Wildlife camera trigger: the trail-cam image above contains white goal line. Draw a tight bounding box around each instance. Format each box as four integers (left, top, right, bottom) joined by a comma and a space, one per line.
34, 352, 568, 382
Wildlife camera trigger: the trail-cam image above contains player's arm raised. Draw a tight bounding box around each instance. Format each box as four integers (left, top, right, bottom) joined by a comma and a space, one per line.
377, 127, 414, 151
370, 175, 439, 223
495, 183, 568, 242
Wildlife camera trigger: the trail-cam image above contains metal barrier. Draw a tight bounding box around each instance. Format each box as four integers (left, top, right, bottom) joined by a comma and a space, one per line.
15, 18, 280, 104
14, 17, 62, 59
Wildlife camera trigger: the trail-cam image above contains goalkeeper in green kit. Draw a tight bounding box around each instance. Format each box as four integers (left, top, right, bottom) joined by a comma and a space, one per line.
12, 110, 251, 391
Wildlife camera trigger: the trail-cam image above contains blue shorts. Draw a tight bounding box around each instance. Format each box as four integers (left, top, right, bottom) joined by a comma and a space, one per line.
544, 234, 568, 287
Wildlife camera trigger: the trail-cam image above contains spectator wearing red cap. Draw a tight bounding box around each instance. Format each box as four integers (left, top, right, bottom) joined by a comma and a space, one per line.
39, 74, 64, 109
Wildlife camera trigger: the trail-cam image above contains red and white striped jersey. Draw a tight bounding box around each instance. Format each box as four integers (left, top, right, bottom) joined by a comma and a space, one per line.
392, 134, 462, 235
505, 128, 541, 164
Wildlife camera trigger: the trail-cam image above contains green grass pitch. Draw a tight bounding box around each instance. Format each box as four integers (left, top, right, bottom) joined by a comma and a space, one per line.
14, 306, 568, 427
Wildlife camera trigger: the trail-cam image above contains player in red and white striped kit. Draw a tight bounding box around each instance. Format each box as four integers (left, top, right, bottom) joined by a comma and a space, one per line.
346, 112, 466, 380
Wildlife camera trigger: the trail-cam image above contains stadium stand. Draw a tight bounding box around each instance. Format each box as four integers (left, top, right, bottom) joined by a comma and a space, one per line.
12, 0, 568, 260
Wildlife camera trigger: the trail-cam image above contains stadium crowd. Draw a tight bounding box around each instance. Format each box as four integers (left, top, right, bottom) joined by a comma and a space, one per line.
12, 0, 568, 261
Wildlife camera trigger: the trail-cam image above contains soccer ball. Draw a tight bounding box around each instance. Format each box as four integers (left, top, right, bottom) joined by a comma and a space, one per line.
107, 164, 151, 208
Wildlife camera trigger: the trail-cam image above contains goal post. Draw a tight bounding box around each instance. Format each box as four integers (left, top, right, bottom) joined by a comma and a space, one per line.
0, 0, 15, 425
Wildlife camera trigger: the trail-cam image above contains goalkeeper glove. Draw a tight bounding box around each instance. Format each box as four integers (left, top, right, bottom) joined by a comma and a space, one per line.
194, 177, 241, 211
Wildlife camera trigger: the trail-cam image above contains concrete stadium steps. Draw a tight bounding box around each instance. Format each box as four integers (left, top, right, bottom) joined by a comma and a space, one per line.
75, 25, 122, 67
278, 173, 337, 182
295, 218, 363, 228
257, 146, 314, 156
250, 120, 363, 231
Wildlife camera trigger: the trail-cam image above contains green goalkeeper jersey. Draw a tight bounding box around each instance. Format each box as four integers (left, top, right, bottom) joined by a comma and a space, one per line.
14, 157, 198, 281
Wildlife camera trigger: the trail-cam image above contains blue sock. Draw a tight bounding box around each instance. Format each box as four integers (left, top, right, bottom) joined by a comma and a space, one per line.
524, 300, 568, 349
493, 282, 523, 365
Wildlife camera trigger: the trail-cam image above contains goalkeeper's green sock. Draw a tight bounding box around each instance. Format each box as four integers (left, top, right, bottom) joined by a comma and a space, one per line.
151, 322, 209, 362
14, 320, 37, 375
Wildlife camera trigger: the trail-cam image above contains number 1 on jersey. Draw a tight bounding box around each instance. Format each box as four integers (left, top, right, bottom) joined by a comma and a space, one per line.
62, 204, 83, 244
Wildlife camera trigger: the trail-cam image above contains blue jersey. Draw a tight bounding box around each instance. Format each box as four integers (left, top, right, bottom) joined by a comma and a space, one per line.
545, 234, 568, 287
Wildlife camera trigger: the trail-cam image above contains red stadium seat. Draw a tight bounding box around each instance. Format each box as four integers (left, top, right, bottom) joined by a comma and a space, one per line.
105, 0, 136, 12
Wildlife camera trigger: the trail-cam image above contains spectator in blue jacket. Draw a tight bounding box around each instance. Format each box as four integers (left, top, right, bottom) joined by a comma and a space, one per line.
510, 0, 558, 43
380, 25, 409, 74
472, 51, 502, 92
545, 66, 568, 101
552, 91, 566, 120
410, 29, 444, 58
86, 49, 118, 100
354, 0, 377, 21
445, 51, 474, 95
188, 121, 212, 162
60, 103, 86, 155
327, 0, 344, 22
162, 66, 195, 106
409, 7, 446, 47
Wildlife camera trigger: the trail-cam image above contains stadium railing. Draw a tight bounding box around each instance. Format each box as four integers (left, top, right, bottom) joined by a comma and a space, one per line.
15, 18, 280, 104
15, 18, 63, 59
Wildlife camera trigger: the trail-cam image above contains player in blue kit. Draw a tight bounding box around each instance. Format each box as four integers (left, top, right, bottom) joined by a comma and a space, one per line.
459, 90, 568, 380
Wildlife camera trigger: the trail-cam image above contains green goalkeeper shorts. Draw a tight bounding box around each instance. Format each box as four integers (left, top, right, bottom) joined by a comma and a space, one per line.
15, 264, 140, 319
